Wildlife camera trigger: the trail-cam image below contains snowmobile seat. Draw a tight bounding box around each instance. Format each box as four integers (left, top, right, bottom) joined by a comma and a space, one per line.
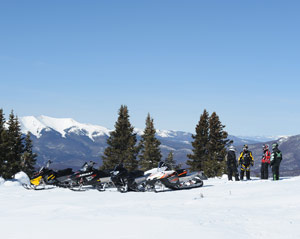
130, 170, 144, 178
57, 168, 73, 177
97, 170, 111, 178
176, 169, 187, 177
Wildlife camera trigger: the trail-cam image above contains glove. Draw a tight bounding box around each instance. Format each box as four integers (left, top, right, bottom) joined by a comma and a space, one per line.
251, 162, 254, 166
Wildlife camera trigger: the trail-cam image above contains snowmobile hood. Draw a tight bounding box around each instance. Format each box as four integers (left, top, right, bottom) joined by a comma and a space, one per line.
30, 176, 42, 186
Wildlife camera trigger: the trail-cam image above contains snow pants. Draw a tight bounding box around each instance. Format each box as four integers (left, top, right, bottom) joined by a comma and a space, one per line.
240, 164, 251, 180
227, 164, 239, 181
272, 165, 280, 180
261, 163, 269, 179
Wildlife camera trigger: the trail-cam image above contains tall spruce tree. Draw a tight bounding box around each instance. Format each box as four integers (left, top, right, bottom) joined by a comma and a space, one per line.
4, 111, 24, 178
101, 105, 139, 171
187, 109, 209, 172
139, 113, 162, 171
204, 112, 231, 177
21, 132, 37, 177
0, 109, 6, 176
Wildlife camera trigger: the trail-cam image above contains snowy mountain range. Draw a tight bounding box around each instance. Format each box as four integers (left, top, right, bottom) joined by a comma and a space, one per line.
18, 116, 300, 175
20, 115, 189, 141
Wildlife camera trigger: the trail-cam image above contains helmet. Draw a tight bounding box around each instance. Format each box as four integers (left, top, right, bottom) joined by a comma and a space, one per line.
272, 143, 278, 150
243, 144, 248, 151
263, 144, 269, 151
229, 145, 236, 151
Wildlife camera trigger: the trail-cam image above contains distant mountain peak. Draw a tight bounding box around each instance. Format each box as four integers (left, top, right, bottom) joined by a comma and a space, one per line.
20, 115, 188, 141
20, 115, 111, 140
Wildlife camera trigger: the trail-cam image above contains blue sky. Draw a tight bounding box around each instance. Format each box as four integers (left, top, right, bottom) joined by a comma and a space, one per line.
1, 0, 300, 136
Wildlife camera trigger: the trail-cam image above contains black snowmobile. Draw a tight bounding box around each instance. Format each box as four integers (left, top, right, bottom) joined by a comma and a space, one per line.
110, 164, 149, 193
23, 160, 74, 190
67, 161, 111, 191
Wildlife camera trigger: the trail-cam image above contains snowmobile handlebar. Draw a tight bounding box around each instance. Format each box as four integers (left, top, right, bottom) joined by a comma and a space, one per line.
88, 161, 97, 166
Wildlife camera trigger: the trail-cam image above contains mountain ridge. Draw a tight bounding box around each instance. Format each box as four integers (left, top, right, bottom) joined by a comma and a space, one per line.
17, 115, 300, 176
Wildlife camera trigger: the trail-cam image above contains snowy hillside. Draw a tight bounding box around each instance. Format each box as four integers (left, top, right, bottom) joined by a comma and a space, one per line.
1, 175, 300, 239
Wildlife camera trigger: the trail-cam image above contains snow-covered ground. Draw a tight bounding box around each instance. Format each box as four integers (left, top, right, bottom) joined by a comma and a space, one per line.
1, 174, 300, 239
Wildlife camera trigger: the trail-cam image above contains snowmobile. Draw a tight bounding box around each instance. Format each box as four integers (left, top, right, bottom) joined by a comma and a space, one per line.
67, 161, 112, 191
110, 164, 149, 193
145, 162, 205, 192
23, 160, 74, 190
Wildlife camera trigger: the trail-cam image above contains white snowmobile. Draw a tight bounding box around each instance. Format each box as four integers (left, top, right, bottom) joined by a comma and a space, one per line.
145, 162, 205, 192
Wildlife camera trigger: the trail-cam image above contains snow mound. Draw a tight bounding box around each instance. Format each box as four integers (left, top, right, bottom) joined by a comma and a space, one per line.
0, 172, 30, 187
14, 171, 30, 185
3, 180, 22, 187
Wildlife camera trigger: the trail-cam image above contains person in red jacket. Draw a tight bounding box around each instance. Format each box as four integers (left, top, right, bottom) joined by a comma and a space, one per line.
261, 144, 271, 179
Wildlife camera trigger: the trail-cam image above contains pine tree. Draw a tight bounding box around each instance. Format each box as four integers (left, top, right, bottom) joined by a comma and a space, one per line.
4, 111, 24, 178
0, 109, 7, 176
187, 109, 209, 172
21, 132, 37, 177
139, 113, 162, 171
165, 151, 181, 170
101, 105, 139, 171
204, 112, 231, 177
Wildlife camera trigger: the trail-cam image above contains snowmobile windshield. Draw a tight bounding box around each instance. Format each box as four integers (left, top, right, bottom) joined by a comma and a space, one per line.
45, 161, 52, 169
112, 164, 127, 175
158, 161, 165, 168
81, 163, 89, 172
158, 161, 169, 171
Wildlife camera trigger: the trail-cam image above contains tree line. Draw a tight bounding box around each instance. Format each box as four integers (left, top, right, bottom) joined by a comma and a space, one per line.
101, 105, 231, 177
0, 109, 37, 179
0, 105, 231, 179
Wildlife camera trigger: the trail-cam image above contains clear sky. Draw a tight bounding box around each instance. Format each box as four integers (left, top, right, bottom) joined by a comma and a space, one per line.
1, 0, 300, 136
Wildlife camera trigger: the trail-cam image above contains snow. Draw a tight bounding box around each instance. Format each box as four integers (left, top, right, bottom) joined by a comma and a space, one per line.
18, 116, 49, 138
237, 135, 281, 142
19, 115, 111, 140
14, 171, 30, 185
1, 175, 300, 239
134, 128, 177, 138
159, 144, 175, 150
278, 135, 290, 143
156, 129, 176, 138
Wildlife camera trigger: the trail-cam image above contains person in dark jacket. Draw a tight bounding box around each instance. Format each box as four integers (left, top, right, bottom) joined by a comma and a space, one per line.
238, 144, 254, 180
226, 145, 239, 181
270, 143, 282, 180
261, 144, 271, 179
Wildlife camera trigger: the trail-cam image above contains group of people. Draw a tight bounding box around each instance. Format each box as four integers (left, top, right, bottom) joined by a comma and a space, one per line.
226, 143, 283, 181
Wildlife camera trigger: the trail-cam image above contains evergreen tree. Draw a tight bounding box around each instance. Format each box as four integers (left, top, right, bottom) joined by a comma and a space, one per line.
4, 111, 24, 178
165, 151, 181, 170
187, 109, 209, 172
0, 109, 6, 176
204, 112, 231, 177
101, 105, 139, 171
21, 132, 37, 177
139, 113, 162, 171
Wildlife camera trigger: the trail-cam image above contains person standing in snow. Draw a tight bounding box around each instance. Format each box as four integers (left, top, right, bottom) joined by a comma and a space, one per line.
270, 143, 282, 180
238, 144, 254, 180
226, 145, 240, 181
261, 144, 271, 179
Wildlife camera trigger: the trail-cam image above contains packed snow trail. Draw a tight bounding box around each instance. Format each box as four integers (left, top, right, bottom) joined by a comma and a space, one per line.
0, 175, 299, 239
